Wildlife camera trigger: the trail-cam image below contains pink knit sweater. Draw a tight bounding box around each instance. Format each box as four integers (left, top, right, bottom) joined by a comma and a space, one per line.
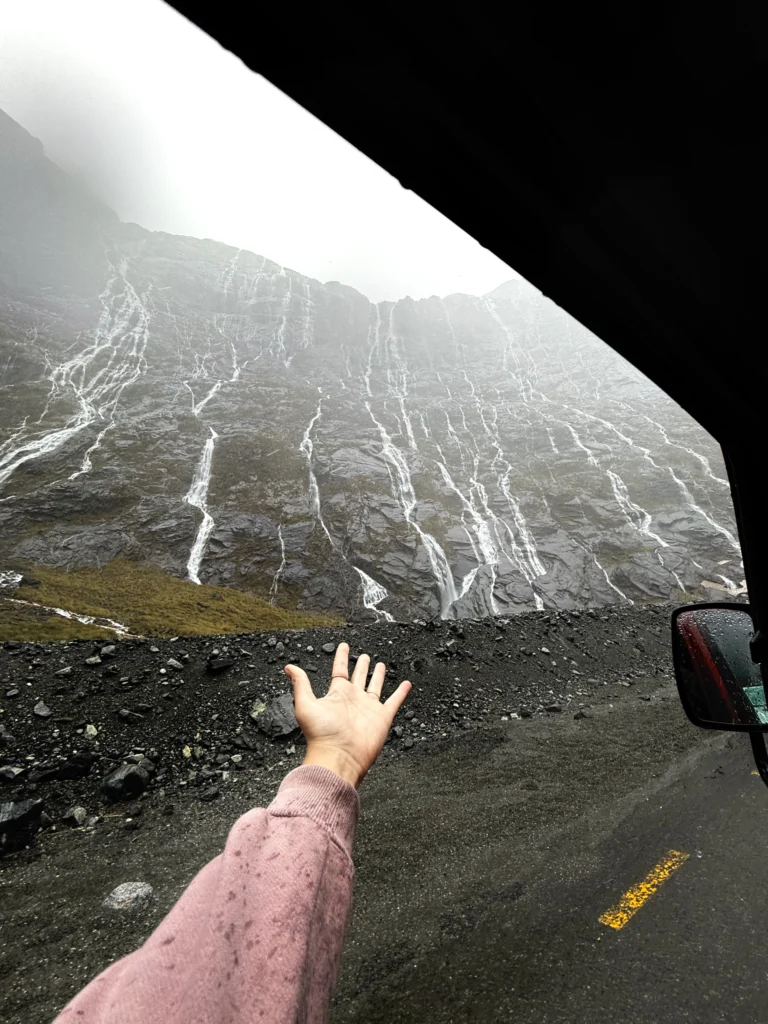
53, 765, 359, 1024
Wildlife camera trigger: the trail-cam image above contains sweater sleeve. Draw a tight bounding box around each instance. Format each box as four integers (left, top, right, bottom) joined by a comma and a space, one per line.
52, 764, 360, 1024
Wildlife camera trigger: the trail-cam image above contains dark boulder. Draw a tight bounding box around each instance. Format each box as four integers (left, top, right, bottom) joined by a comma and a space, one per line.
0, 798, 44, 854
207, 657, 235, 674
100, 764, 150, 801
58, 752, 98, 780
254, 693, 300, 738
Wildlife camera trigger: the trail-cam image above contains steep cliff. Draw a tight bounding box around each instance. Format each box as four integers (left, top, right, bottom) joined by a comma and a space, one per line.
0, 109, 741, 621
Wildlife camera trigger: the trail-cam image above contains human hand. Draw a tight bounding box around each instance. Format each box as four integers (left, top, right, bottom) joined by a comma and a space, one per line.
284, 642, 412, 788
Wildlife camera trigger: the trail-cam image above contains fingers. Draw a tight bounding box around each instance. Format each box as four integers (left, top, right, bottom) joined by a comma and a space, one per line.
367, 661, 386, 698
284, 664, 314, 708
329, 646, 397, 703
384, 679, 412, 715
351, 652, 370, 688
331, 642, 350, 681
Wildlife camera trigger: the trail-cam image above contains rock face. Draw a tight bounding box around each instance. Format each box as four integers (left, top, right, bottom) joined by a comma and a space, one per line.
0, 109, 742, 621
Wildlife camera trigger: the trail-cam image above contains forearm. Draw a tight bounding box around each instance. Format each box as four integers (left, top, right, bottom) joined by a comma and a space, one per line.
53, 766, 359, 1024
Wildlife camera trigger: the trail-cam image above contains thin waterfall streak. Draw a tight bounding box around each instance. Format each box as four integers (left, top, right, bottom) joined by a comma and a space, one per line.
1, 595, 131, 635
367, 401, 457, 617
269, 524, 287, 603
668, 467, 740, 550
565, 423, 599, 467
657, 549, 686, 593
354, 567, 394, 622
592, 554, 633, 603
435, 459, 499, 615
0, 258, 150, 488
300, 396, 333, 545
606, 469, 668, 548
645, 415, 730, 488
566, 405, 661, 469
184, 427, 218, 584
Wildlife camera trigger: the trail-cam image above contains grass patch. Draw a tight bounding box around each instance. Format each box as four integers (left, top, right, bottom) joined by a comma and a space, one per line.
1, 559, 341, 641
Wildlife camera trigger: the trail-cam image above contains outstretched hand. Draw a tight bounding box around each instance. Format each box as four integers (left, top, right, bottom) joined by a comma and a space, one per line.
284, 643, 412, 788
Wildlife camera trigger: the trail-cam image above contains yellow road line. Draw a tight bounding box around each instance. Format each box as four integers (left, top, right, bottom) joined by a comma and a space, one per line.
599, 849, 690, 930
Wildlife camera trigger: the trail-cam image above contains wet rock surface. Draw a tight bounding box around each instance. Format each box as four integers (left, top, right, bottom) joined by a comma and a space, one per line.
0, 108, 742, 625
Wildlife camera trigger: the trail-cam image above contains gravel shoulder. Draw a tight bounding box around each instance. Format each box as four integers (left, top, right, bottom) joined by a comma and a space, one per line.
0, 603, 708, 1023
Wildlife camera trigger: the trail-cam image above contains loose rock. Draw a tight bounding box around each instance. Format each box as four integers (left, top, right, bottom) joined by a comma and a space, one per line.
254, 693, 299, 738
118, 709, 144, 721
100, 764, 151, 801
33, 700, 52, 718
0, 798, 44, 853
207, 657, 234, 674
103, 881, 153, 910
62, 806, 87, 827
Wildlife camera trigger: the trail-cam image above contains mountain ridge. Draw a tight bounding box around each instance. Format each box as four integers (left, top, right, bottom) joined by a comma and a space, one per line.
0, 108, 742, 623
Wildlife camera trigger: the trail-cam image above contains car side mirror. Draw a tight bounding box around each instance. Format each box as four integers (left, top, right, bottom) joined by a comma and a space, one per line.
672, 602, 768, 731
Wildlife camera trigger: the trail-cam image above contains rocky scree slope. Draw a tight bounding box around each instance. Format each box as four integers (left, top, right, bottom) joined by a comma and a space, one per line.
0, 605, 677, 854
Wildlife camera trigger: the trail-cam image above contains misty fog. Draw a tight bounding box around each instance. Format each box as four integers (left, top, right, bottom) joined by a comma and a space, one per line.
0, 0, 517, 303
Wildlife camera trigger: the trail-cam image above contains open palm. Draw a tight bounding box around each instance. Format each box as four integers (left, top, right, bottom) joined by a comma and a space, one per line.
285, 643, 412, 788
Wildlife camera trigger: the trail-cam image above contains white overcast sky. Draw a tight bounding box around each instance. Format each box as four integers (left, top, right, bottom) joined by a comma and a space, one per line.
0, 0, 518, 302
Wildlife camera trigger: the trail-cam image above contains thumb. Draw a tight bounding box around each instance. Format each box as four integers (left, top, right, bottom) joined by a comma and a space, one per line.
285, 664, 314, 709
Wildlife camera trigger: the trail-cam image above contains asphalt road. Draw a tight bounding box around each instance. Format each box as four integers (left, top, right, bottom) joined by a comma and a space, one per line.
334, 686, 768, 1023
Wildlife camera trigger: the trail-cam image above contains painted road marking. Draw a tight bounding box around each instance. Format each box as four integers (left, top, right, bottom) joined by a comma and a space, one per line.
599, 849, 690, 930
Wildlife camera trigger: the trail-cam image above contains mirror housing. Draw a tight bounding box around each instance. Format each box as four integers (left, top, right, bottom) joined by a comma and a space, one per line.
671, 602, 768, 731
